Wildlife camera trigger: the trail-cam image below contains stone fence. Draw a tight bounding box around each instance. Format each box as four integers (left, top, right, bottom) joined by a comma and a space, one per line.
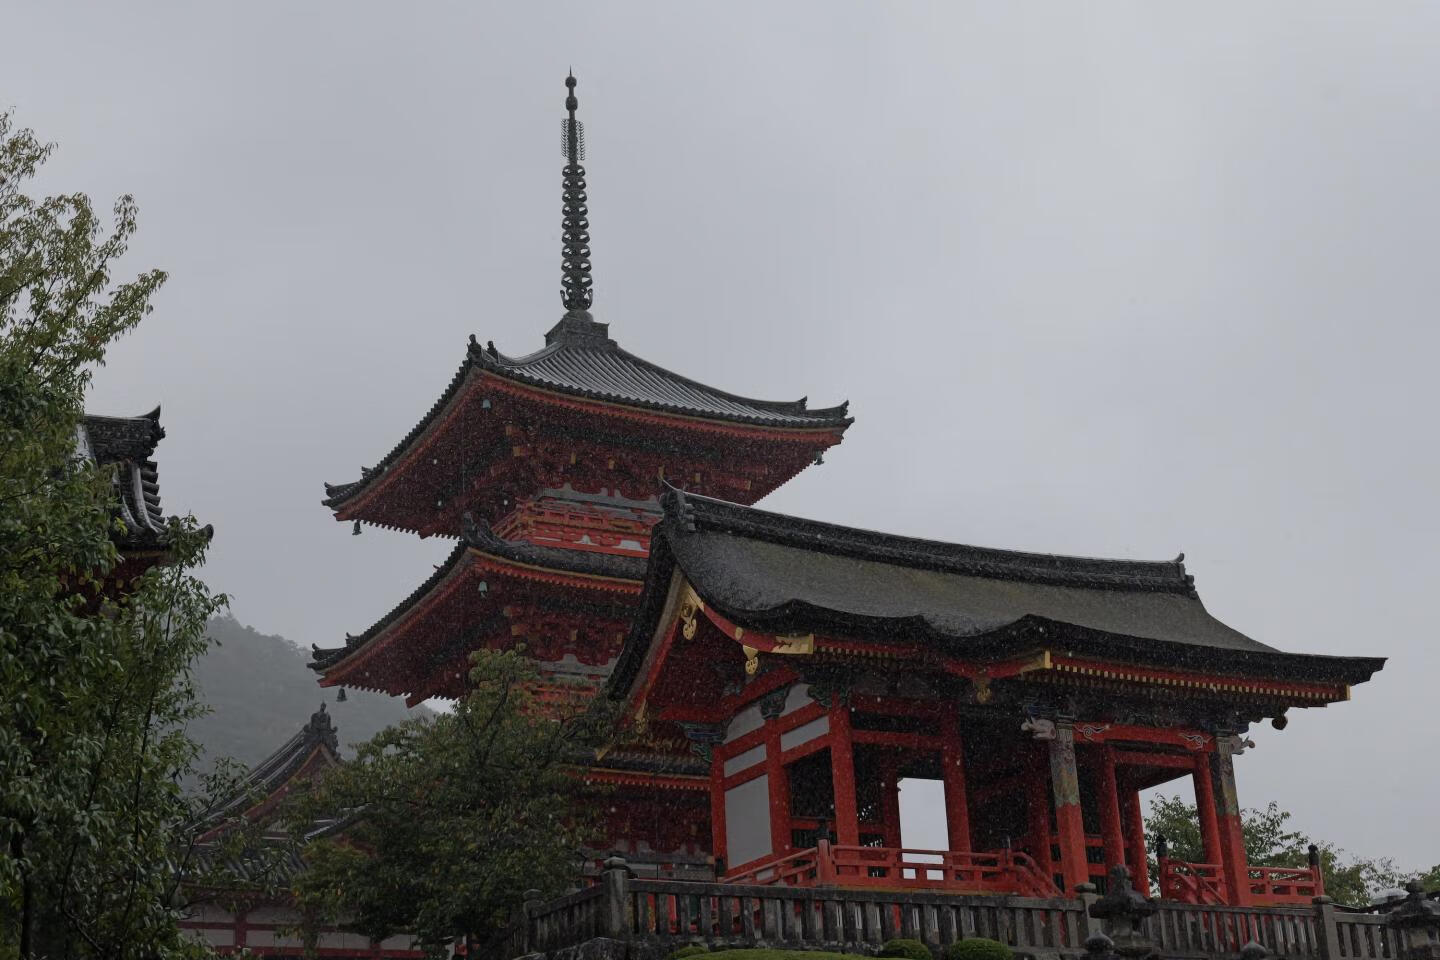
496, 860, 1436, 960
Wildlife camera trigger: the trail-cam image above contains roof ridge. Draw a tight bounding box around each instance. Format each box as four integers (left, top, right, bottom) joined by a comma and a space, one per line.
662, 487, 1197, 595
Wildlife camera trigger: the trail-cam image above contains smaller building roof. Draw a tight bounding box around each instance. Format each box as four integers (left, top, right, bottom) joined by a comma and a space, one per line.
195, 704, 341, 840
612, 489, 1384, 696
79, 407, 171, 551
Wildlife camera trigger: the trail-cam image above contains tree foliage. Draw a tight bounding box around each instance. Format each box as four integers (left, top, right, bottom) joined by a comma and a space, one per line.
290, 648, 616, 955
0, 112, 229, 959
1145, 794, 1436, 906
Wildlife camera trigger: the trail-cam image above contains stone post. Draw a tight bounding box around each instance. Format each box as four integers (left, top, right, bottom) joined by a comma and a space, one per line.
1075, 883, 1104, 940
521, 888, 544, 954
600, 856, 632, 940
1089, 865, 1158, 960
1389, 880, 1440, 960
1313, 896, 1343, 960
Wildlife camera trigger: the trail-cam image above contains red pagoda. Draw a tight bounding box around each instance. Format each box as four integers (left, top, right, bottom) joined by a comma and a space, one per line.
314, 76, 1383, 906
311, 75, 850, 878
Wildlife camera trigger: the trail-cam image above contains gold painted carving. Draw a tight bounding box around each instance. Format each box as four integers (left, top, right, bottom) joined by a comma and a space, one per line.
678, 585, 705, 641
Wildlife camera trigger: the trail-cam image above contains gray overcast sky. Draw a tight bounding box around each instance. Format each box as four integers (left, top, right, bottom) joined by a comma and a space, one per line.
7, 2, 1438, 868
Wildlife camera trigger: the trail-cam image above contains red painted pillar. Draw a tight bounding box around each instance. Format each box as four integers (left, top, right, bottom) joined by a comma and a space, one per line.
1122, 787, 1151, 894
941, 710, 972, 853
829, 703, 860, 846
1048, 720, 1088, 893
710, 747, 728, 873
879, 752, 902, 848
1026, 749, 1054, 880
1098, 746, 1125, 875
1209, 745, 1251, 906
765, 722, 790, 857
1192, 753, 1222, 865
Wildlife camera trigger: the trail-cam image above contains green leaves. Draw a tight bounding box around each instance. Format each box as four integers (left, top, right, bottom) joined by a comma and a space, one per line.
289, 649, 616, 955
1145, 794, 1421, 906
0, 111, 226, 959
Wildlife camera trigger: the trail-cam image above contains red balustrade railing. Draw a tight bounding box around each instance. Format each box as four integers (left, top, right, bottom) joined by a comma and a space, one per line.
1247, 864, 1325, 906
1160, 858, 1230, 905
1160, 858, 1324, 906
723, 842, 1059, 898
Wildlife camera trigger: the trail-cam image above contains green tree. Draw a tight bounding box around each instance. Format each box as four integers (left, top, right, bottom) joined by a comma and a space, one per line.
290, 648, 616, 957
0, 113, 228, 958
1145, 795, 1431, 906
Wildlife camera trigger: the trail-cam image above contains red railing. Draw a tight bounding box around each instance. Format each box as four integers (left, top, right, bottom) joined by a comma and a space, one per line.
1160, 858, 1229, 905
1247, 864, 1325, 906
1160, 858, 1324, 907
723, 842, 1059, 898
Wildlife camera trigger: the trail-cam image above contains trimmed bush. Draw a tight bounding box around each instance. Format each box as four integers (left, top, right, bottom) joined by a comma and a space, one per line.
670, 948, 710, 959
944, 939, 1012, 960
879, 939, 934, 960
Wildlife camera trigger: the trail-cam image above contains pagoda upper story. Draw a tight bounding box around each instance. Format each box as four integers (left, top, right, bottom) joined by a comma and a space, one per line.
321, 75, 850, 543
321, 315, 851, 539
312, 76, 850, 704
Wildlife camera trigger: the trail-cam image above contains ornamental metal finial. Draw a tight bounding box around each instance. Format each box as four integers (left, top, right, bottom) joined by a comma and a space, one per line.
560, 73, 593, 314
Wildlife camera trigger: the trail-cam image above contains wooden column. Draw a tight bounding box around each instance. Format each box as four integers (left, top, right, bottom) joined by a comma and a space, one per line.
1098, 746, 1126, 874
1026, 748, 1054, 880
765, 719, 790, 857
1048, 720, 1088, 893
709, 748, 728, 872
879, 753, 902, 847
1209, 744, 1251, 906
1122, 787, 1150, 894
941, 709, 972, 852
829, 703, 860, 846
1192, 753, 1222, 865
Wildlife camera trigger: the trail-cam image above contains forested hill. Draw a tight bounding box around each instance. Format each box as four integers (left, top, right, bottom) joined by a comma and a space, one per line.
189, 615, 428, 770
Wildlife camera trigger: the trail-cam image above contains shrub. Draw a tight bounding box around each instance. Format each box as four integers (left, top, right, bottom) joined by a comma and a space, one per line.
944, 939, 1012, 960
879, 939, 933, 960
671, 947, 710, 959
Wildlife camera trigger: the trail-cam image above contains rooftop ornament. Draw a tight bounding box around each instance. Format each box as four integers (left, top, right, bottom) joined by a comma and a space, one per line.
561, 73, 593, 318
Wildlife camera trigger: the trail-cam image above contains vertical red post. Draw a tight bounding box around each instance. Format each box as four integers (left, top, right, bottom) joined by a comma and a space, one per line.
879, 752, 902, 848
1049, 721, 1088, 894
1209, 745, 1251, 906
1192, 753, 1222, 865
765, 721, 790, 858
710, 748, 728, 873
941, 709, 972, 853
1098, 746, 1125, 874
1122, 787, 1151, 894
829, 703, 860, 846
1026, 749, 1054, 880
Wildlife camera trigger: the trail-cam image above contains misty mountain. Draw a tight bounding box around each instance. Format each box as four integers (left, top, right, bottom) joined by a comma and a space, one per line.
189, 614, 428, 771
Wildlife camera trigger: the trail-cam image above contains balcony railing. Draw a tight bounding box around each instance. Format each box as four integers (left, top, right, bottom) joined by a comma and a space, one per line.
1159, 857, 1325, 907
721, 841, 1060, 898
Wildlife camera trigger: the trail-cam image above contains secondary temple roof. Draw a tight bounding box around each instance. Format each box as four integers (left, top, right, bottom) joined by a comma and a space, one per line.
78, 407, 201, 554
612, 488, 1384, 696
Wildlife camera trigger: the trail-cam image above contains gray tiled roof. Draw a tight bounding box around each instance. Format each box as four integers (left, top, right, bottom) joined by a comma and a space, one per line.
322, 315, 850, 509
611, 489, 1385, 695
79, 408, 169, 550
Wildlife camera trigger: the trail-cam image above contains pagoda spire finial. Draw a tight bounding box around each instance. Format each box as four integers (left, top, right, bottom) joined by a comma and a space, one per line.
560, 73, 594, 316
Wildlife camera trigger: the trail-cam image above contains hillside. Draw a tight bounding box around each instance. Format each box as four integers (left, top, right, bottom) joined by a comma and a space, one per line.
189, 614, 428, 771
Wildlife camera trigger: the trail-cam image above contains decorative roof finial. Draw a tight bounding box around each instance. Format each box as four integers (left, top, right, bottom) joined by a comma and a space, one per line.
561, 73, 593, 315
